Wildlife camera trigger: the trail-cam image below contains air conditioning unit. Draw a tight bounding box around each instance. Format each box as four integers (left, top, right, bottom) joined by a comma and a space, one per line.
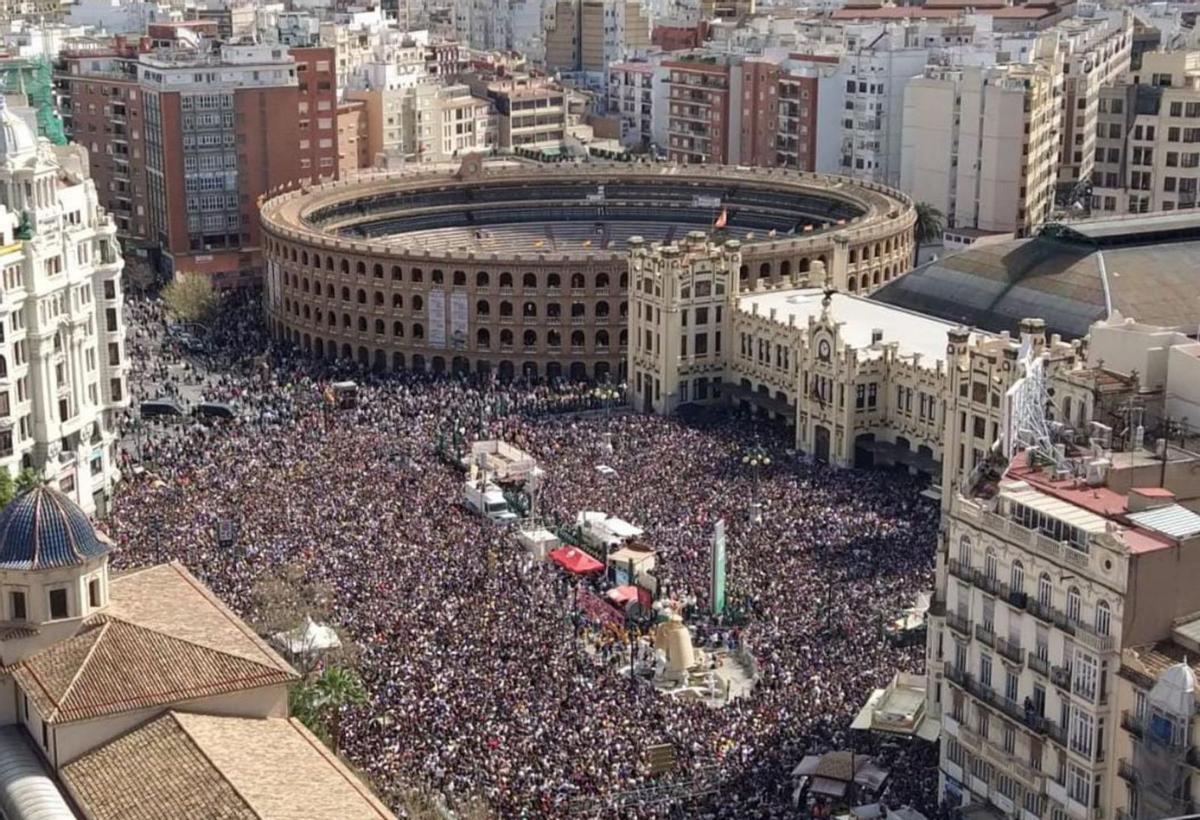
1085, 458, 1110, 487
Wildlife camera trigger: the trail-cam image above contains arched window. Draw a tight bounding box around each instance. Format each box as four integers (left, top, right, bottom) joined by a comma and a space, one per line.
374, 319, 384, 335
476, 300, 490, 316
523, 301, 537, 318
393, 294, 403, 309
326, 284, 335, 298
301, 251, 309, 266
301, 278, 310, 293
619, 272, 628, 288
849, 249, 858, 264
392, 266, 402, 281
500, 301, 513, 317
547, 273, 561, 289
523, 329, 537, 347
477, 271, 489, 288
500, 272, 513, 288
358, 317, 367, 332
411, 268, 423, 283
619, 329, 628, 347
570, 272, 585, 289
548, 330, 561, 347
523, 272, 537, 288
356, 289, 366, 304
342, 313, 351, 328
1010, 560, 1025, 595
477, 328, 490, 348
547, 303, 561, 318
759, 262, 770, 278
1038, 573, 1052, 607
340, 259, 349, 274
373, 264, 383, 278
356, 261, 366, 276
1067, 586, 1082, 623
500, 329, 513, 346
373, 291, 384, 306
453, 270, 466, 286
393, 321, 404, 337
412, 295, 423, 311
619, 301, 628, 318
1096, 600, 1111, 636
431, 269, 444, 284
324, 256, 333, 271
595, 301, 610, 318
596, 272, 610, 289
957, 535, 971, 567
571, 330, 585, 347
571, 302, 586, 318
984, 547, 998, 581
847, 276, 857, 293
412, 323, 424, 339
596, 329, 610, 348
341, 287, 350, 302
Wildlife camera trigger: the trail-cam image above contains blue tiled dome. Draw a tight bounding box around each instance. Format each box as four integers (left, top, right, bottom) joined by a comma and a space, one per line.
0, 487, 109, 570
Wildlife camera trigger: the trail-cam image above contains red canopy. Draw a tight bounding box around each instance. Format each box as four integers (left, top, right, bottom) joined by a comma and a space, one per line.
549, 547, 604, 574
605, 585, 652, 608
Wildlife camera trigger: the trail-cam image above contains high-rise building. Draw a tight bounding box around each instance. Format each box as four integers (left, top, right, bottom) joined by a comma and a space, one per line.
0, 100, 126, 513
139, 43, 302, 287
902, 42, 1063, 239
1091, 51, 1200, 216
664, 52, 779, 166
55, 41, 150, 250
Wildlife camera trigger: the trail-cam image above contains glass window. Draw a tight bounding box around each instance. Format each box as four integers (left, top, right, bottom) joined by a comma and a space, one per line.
49, 588, 68, 619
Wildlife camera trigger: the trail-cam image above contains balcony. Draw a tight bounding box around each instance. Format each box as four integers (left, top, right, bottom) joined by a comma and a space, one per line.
975, 623, 996, 648
948, 558, 972, 581
998, 637, 1025, 665
945, 663, 967, 687
1027, 598, 1076, 636
947, 611, 972, 636
1118, 759, 1137, 784
1121, 710, 1144, 738
1029, 653, 1049, 676
1051, 664, 1072, 690
974, 570, 1001, 596
1073, 619, 1116, 654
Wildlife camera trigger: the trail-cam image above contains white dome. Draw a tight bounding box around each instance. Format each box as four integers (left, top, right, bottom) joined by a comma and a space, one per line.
0, 97, 37, 163
1150, 661, 1196, 718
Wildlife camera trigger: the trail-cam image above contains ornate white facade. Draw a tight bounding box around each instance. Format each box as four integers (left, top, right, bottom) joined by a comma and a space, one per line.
0, 100, 127, 514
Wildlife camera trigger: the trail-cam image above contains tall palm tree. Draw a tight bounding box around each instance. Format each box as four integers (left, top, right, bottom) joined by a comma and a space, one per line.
308, 665, 367, 753
913, 202, 945, 268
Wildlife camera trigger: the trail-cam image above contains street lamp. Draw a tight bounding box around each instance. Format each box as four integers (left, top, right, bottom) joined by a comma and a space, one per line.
742, 445, 770, 524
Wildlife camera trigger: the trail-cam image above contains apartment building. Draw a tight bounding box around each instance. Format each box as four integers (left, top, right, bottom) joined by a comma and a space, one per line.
292, 47, 339, 183
1092, 51, 1200, 216
664, 52, 778, 166
139, 43, 302, 287
54, 42, 149, 248
0, 101, 127, 513
902, 42, 1063, 238
336, 99, 370, 175
412, 82, 491, 161
1055, 14, 1132, 192
544, 0, 652, 78
607, 60, 663, 149
836, 26, 929, 186
926, 317, 1200, 820
470, 75, 568, 149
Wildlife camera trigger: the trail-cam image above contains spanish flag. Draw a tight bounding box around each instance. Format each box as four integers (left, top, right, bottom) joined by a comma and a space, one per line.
714, 208, 728, 229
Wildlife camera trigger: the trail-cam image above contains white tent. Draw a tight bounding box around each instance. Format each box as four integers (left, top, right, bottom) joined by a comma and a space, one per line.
273, 616, 342, 655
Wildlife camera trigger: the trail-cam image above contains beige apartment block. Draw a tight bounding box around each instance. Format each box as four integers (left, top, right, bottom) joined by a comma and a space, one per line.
1092, 51, 1200, 215
902, 40, 1063, 239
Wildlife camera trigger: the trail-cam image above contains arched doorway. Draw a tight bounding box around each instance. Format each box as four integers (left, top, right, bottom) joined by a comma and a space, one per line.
569, 361, 587, 382
411, 354, 425, 372
453, 356, 470, 376
498, 360, 515, 381
431, 356, 446, 374
522, 361, 538, 380
373, 349, 387, 372
595, 361, 611, 382
854, 433, 876, 469
546, 361, 563, 382
393, 352, 405, 370
814, 425, 831, 464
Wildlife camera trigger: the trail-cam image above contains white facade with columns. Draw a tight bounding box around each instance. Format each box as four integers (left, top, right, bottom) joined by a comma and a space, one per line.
0, 100, 127, 514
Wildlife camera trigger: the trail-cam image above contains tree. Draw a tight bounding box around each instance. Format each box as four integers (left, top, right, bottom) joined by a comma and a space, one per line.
162, 271, 217, 324
0, 470, 13, 508
250, 563, 359, 675
295, 665, 367, 753
15, 468, 43, 494
913, 202, 945, 268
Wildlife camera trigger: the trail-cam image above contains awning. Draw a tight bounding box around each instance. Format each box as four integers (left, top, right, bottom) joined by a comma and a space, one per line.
0, 725, 75, 820
549, 547, 604, 574
811, 776, 848, 797
272, 616, 342, 655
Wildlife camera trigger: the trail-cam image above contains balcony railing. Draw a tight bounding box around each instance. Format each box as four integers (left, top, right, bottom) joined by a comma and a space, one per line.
974, 570, 1001, 596
998, 637, 1025, 665
1118, 759, 1137, 784
1121, 710, 1144, 738
1073, 619, 1116, 654
948, 558, 972, 581
947, 611, 972, 636
1051, 664, 1073, 690
1029, 653, 1049, 676
975, 623, 996, 647
945, 663, 967, 687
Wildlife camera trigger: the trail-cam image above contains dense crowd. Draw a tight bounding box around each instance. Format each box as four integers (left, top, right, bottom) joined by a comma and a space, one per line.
108, 292, 943, 818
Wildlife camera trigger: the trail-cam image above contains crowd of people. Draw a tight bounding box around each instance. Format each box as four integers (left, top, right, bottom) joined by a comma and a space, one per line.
108, 292, 944, 819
